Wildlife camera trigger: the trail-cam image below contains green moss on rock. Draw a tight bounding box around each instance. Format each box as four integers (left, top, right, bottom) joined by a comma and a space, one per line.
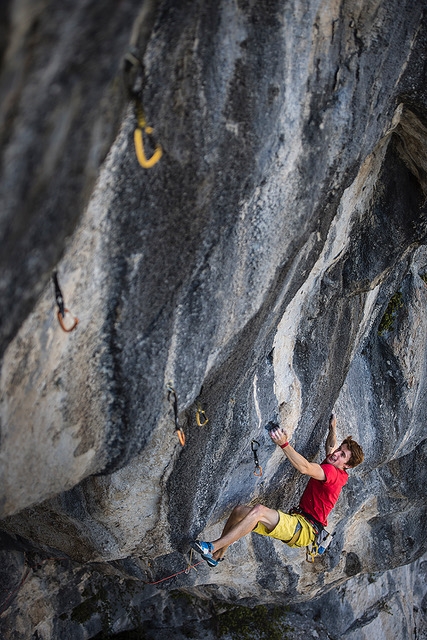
378, 291, 403, 335
215, 603, 292, 640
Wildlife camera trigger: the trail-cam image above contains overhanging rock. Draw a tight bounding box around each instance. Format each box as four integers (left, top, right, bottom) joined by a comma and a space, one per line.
1, 0, 427, 637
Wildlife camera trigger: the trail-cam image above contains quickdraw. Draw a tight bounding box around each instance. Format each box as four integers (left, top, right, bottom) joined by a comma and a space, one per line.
167, 384, 185, 446
52, 272, 79, 333
123, 50, 162, 169
251, 439, 263, 477
196, 405, 208, 427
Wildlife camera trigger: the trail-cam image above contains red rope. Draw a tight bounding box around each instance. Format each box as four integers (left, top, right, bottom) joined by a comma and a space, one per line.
144, 560, 204, 585
0, 567, 31, 615
0, 554, 202, 613
0, 554, 69, 615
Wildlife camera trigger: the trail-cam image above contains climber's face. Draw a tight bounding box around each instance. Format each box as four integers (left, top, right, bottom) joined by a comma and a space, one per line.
326, 443, 351, 470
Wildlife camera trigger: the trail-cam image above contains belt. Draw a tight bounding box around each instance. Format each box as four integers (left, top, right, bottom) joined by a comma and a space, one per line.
290, 507, 324, 535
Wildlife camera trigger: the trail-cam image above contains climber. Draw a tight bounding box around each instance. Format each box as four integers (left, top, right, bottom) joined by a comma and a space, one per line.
191, 414, 364, 567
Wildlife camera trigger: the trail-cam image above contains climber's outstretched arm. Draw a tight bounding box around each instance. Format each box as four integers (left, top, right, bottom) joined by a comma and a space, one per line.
326, 413, 337, 456
269, 427, 326, 481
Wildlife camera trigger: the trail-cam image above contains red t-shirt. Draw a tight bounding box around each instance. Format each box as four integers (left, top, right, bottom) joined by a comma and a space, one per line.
298, 463, 348, 527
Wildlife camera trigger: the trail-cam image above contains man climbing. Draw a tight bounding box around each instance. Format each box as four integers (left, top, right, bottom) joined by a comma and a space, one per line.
191, 414, 364, 567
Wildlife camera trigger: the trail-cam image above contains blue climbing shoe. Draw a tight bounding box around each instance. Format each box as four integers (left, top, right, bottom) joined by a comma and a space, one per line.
191, 540, 218, 567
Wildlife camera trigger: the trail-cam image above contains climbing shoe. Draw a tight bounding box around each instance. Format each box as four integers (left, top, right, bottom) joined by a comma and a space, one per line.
191, 540, 218, 567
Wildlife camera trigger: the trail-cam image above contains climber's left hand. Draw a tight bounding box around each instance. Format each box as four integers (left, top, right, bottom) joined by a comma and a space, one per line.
269, 426, 289, 447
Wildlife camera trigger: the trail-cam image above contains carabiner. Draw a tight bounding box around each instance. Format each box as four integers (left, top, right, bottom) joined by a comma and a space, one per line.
306, 548, 316, 563
196, 407, 208, 427
251, 439, 263, 477
57, 309, 79, 333
251, 438, 259, 459
134, 128, 163, 168
134, 106, 162, 169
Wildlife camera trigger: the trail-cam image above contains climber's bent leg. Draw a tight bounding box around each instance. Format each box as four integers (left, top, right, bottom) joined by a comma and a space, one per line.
211, 504, 280, 555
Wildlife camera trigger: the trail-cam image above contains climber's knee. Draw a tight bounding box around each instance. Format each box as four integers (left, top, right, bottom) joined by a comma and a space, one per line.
250, 504, 280, 532
232, 504, 252, 519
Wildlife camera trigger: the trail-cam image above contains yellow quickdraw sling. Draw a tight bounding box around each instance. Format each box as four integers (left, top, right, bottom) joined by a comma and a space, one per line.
123, 50, 163, 169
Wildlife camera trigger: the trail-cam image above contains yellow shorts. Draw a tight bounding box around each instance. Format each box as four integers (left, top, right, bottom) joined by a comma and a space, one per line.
252, 510, 316, 548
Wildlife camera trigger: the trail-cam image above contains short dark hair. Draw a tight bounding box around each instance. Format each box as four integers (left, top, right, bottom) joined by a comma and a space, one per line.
341, 436, 364, 468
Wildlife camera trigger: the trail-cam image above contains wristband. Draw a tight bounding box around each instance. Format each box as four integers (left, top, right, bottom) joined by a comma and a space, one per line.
280, 442, 289, 449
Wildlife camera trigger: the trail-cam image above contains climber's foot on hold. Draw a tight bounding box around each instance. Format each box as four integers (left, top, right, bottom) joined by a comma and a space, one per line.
191, 540, 218, 567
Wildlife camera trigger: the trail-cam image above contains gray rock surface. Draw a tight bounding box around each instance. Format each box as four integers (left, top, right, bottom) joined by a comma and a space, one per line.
1, 0, 427, 637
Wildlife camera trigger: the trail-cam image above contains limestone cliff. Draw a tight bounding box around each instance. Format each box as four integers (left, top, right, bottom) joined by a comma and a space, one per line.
1, 0, 427, 638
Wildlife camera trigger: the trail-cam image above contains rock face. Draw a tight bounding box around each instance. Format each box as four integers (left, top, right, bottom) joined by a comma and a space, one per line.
1, 0, 427, 638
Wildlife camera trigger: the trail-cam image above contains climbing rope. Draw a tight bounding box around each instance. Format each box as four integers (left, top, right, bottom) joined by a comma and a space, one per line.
251, 439, 263, 477
52, 271, 79, 332
0, 565, 31, 615
143, 558, 203, 586
123, 50, 162, 169
0, 553, 69, 615
167, 384, 185, 446
0, 551, 200, 611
